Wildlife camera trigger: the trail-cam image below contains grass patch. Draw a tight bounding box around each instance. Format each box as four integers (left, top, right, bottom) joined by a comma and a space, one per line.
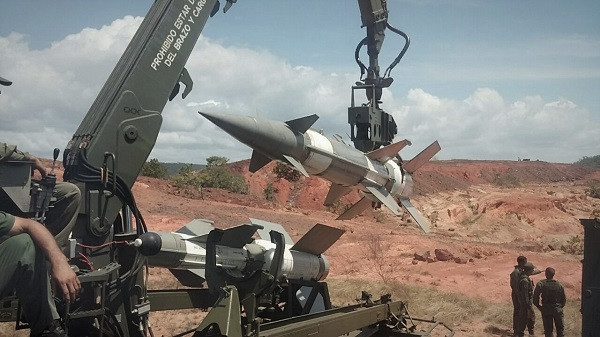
327, 277, 581, 335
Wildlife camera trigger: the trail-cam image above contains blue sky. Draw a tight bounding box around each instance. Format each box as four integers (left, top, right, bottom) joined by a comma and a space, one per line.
1, 0, 599, 163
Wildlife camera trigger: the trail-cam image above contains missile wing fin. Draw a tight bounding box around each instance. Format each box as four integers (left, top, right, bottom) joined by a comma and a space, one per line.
168, 269, 206, 287
324, 183, 352, 206
249, 150, 272, 173
291, 224, 344, 255
251, 218, 294, 245
285, 114, 319, 134
363, 185, 402, 216
219, 224, 261, 248
176, 219, 215, 236
282, 154, 309, 177
399, 198, 431, 234
337, 196, 372, 220
403, 140, 441, 174
366, 139, 412, 162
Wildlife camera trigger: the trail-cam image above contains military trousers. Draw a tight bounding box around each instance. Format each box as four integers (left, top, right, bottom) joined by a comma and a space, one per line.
541, 309, 564, 337
513, 292, 535, 335
44, 181, 81, 253
0, 234, 59, 335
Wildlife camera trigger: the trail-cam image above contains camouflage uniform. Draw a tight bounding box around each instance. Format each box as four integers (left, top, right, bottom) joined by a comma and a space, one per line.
0, 211, 60, 335
534, 278, 566, 337
511, 266, 535, 335
516, 268, 535, 337
0, 142, 80, 253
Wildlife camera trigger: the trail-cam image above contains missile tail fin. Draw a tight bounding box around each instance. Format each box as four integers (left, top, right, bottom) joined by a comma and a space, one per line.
168, 269, 206, 287
220, 224, 262, 248
283, 154, 309, 177
403, 141, 441, 174
291, 224, 345, 255
285, 114, 319, 133
249, 150, 272, 172
399, 199, 431, 234
366, 139, 412, 162
324, 183, 352, 206
363, 185, 402, 216
251, 218, 294, 245
337, 196, 372, 220
176, 219, 215, 236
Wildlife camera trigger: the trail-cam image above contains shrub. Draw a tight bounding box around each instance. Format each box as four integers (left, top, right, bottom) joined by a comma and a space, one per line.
264, 182, 277, 201
141, 158, 167, 178
273, 162, 301, 182
493, 172, 520, 188
560, 235, 583, 255
171, 156, 248, 194
586, 180, 600, 199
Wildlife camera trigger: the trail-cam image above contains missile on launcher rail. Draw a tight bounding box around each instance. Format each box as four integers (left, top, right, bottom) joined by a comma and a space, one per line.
134, 218, 344, 288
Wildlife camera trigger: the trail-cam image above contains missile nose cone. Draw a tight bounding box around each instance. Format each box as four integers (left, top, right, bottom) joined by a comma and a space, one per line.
199, 111, 305, 162
199, 111, 259, 145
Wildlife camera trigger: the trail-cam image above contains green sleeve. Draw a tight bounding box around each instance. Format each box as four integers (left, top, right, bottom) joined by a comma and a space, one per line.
0, 211, 16, 237
0, 142, 31, 162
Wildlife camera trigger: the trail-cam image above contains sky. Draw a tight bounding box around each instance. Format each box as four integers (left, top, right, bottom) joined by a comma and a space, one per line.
1, 0, 599, 164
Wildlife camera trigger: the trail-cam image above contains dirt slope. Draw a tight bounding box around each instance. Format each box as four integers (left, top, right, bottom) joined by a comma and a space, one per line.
131, 159, 599, 336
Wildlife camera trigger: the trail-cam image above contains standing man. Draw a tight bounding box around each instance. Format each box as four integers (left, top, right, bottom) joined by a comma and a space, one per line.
0, 211, 80, 337
0, 142, 80, 253
533, 267, 566, 337
511, 256, 535, 335
516, 262, 536, 337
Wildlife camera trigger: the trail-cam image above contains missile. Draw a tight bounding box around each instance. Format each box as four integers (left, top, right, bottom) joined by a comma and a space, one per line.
200, 111, 440, 233
135, 218, 344, 288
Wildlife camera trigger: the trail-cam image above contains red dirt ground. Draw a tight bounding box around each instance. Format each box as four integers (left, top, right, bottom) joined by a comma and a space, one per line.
129, 159, 599, 336
5, 159, 598, 336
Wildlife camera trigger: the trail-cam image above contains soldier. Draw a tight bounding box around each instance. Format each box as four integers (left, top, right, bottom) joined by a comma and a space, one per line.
0, 211, 80, 337
0, 142, 80, 254
511, 256, 527, 334
533, 267, 566, 337
516, 262, 536, 337
511, 256, 535, 335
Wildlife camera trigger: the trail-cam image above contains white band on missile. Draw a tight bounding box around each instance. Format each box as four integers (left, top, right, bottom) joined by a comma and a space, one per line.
304, 130, 333, 174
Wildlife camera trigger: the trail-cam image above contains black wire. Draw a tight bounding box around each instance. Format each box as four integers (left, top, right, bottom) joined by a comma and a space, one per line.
383, 23, 410, 78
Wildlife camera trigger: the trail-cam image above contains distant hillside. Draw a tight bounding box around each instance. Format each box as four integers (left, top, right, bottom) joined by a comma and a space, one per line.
162, 162, 205, 176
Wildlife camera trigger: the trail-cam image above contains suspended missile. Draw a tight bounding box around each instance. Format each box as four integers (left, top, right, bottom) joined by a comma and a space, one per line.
200, 111, 440, 233
134, 218, 344, 287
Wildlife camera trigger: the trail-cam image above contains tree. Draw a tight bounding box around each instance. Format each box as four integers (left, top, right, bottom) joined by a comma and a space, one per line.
206, 156, 229, 168
141, 158, 167, 178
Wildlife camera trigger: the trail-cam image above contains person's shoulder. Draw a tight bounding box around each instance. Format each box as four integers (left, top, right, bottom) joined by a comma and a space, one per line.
0, 211, 16, 236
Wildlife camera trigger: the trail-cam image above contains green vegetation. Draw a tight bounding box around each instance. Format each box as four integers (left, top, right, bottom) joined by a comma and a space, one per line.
586, 180, 600, 199
273, 162, 301, 182
493, 172, 520, 188
574, 155, 600, 168
264, 182, 277, 201
141, 158, 168, 178
171, 156, 248, 194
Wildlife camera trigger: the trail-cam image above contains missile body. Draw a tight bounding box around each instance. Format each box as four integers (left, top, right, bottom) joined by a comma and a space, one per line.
135, 218, 343, 287
200, 112, 440, 233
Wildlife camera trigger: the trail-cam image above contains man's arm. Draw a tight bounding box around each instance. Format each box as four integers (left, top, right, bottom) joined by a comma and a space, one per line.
533, 282, 542, 310
559, 283, 566, 307
0, 142, 46, 177
9, 216, 80, 302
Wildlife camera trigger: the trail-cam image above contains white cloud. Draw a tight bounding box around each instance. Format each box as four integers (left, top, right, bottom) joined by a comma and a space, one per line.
1, 16, 598, 165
